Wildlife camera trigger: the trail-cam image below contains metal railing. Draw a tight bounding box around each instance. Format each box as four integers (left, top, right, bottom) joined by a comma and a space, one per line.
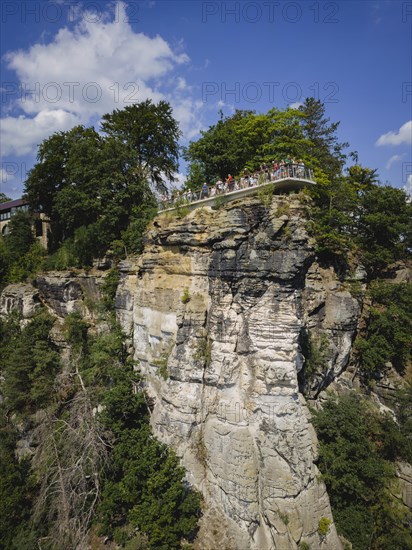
158, 164, 315, 212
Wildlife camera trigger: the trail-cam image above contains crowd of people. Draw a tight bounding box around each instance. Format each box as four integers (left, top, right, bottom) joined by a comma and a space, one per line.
158, 158, 311, 210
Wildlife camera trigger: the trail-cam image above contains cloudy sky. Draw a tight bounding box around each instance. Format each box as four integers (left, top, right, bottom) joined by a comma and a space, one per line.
1, 0, 411, 197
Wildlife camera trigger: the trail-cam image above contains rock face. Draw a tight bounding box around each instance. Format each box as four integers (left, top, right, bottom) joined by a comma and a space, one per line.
116, 194, 360, 549
0, 271, 106, 321
0, 283, 41, 318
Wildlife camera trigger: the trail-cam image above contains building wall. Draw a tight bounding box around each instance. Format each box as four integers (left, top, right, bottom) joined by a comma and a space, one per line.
0, 204, 49, 249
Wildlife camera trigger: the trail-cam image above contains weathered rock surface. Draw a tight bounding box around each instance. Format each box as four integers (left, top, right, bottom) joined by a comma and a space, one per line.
0, 283, 41, 318
35, 271, 104, 318
116, 194, 361, 549
1, 271, 105, 321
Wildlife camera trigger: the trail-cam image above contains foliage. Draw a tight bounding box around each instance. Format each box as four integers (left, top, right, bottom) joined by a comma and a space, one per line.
313, 393, 412, 549
43, 237, 78, 270
0, 301, 201, 549
184, 107, 311, 182
101, 100, 181, 190
101, 267, 121, 310
0, 212, 46, 284
308, 166, 411, 277
63, 311, 90, 352
299, 331, 329, 393
318, 517, 331, 537
356, 185, 412, 277
355, 282, 412, 382
3, 211, 35, 260
1, 310, 61, 413
25, 100, 179, 254
0, 413, 35, 550
0, 192, 12, 203
212, 194, 227, 210
194, 337, 212, 367
97, 354, 202, 549
121, 203, 158, 256
181, 288, 191, 304
257, 183, 274, 206
299, 98, 348, 179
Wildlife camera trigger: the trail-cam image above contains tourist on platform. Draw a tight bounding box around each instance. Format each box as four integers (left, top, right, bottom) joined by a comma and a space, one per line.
227, 174, 234, 192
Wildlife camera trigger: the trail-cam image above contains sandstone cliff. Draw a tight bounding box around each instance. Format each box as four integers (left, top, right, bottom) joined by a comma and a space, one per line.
2, 192, 409, 549
115, 194, 362, 549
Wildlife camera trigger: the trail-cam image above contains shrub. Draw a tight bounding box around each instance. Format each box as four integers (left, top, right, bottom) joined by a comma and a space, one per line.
101, 267, 121, 310
318, 517, 331, 538
181, 288, 191, 304
313, 393, 412, 549
355, 282, 411, 382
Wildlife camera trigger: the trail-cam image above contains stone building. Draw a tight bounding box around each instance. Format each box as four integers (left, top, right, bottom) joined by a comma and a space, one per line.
0, 198, 49, 248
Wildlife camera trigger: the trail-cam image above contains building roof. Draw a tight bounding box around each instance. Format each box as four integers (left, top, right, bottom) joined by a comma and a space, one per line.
0, 198, 28, 212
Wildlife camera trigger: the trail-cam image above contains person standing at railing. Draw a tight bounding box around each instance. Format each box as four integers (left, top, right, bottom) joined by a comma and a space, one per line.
227, 174, 234, 192
272, 161, 279, 180
279, 160, 285, 178
201, 182, 209, 199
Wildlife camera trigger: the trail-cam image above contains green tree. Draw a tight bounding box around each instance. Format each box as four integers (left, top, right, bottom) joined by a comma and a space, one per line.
2, 310, 60, 413
0, 237, 9, 285
24, 126, 101, 248
313, 394, 412, 550
25, 101, 178, 258
101, 100, 181, 190
0, 193, 12, 203
0, 415, 34, 550
355, 282, 412, 381
357, 185, 412, 277
3, 211, 35, 262
184, 107, 312, 183
299, 98, 348, 179
98, 369, 202, 549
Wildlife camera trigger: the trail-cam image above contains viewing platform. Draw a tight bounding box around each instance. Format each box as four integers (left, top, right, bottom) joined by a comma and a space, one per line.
158, 165, 316, 213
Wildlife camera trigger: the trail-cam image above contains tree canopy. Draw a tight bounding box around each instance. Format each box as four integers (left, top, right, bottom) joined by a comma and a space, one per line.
24, 100, 179, 255
183, 99, 411, 278
0, 193, 12, 204
183, 98, 349, 188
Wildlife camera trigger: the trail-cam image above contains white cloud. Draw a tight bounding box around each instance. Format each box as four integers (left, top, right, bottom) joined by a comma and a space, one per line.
1, 1, 202, 156
376, 120, 412, 146
1, 110, 80, 156
288, 102, 303, 109
171, 98, 204, 139
385, 154, 404, 169
173, 172, 186, 189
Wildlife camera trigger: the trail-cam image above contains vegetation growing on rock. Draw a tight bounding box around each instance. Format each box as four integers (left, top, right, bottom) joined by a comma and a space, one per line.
0, 98, 411, 549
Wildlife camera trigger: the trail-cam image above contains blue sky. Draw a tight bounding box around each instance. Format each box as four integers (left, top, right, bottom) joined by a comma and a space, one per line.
1, 0, 411, 198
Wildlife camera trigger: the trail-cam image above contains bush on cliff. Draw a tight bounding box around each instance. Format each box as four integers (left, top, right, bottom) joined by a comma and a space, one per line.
313, 393, 412, 550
